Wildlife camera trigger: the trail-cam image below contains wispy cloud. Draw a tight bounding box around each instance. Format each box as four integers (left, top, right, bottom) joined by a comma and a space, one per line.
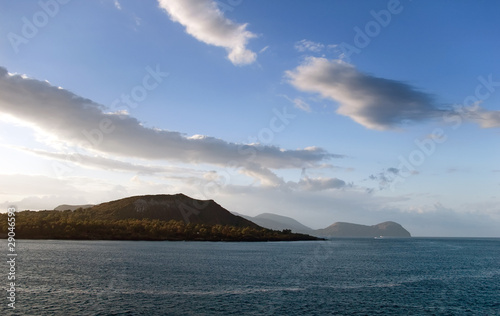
158, 0, 257, 65
368, 167, 418, 191
17, 147, 206, 176
292, 97, 311, 112
296, 177, 346, 191
294, 39, 324, 53
460, 104, 500, 128
286, 57, 442, 130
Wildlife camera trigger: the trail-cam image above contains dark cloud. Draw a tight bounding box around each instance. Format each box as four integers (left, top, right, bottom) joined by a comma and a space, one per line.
387, 167, 399, 174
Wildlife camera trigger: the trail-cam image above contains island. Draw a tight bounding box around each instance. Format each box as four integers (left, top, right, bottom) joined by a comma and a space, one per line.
314, 221, 411, 238
0, 194, 322, 242
239, 213, 411, 238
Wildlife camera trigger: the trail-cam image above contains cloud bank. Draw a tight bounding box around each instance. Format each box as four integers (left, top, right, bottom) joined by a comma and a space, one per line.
0, 67, 338, 185
158, 0, 257, 65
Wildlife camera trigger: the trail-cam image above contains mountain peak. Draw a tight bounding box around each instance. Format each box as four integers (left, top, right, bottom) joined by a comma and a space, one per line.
89, 193, 257, 228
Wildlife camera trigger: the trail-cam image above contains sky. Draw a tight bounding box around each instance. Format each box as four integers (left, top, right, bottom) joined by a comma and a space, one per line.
0, 0, 499, 237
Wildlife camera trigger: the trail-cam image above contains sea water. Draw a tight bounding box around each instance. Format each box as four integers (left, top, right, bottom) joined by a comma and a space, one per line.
1, 238, 499, 315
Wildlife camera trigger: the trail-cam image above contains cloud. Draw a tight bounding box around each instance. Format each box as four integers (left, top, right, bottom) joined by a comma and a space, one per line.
259, 46, 269, 54
292, 98, 311, 112
158, 0, 257, 65
296, 177, 346, 191
460, 105, 500, 128
18, 147, 206, 176
239, 162, 285, 187
0, 67, 338, 183
386, 167, 399, 174
286, 57, 443, 130
368, 167, 415, 191
294, 39, 324, 53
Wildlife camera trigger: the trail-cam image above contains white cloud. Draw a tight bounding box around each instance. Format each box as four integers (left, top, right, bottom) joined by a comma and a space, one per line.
286, 57, 500, 131
292, 98, 311, 112
296, 177, 346, 191
259, 45, 269, 54
158, 0, 257, 65
286, 57, 442, 130
239, 162, 285, 187
294, 39, 325, 53
461, 105, 500, 128
18, 147, 206, 177
0, 67, 338, 184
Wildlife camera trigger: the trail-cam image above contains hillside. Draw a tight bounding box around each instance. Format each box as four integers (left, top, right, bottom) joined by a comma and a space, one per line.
239, 213, 314, 234
236, 213, 410, 238
89, 193, 259, 227
315, 221, 411, 238
0, 194, 321, 241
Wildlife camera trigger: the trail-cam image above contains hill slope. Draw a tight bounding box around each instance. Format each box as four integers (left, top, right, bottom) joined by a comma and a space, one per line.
236, 213, 411, 238
239, 213, 314, 234
90, 193, 258, 228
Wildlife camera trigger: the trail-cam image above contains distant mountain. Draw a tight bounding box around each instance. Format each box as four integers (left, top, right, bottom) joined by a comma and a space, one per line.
54, 204, 94, 211
237, 213, 410, 238
315, 221, 411, 238
239, 213, 314, 234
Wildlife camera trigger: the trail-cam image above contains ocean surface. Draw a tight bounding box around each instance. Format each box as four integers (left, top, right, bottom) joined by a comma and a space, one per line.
2, 238, 499, 315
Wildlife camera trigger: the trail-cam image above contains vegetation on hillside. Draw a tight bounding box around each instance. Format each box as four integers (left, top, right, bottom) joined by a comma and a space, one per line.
0, 209, 321, 241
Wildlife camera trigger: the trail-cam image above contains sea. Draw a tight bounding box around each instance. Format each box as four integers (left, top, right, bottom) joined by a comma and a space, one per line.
2, 238, 499, 315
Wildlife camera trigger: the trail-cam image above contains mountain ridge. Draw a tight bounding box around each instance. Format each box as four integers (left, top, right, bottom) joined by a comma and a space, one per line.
239, 213, 411, 238
2, 194, 321, 241
51, 194, 411, 238
88, 193, 259, 228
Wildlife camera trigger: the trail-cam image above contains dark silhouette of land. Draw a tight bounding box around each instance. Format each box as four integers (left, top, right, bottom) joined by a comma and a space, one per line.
0, 194, 321, 241
1, 193, 411, 240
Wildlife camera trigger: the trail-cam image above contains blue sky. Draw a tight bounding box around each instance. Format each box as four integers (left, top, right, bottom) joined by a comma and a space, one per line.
1, 0, 499, 236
